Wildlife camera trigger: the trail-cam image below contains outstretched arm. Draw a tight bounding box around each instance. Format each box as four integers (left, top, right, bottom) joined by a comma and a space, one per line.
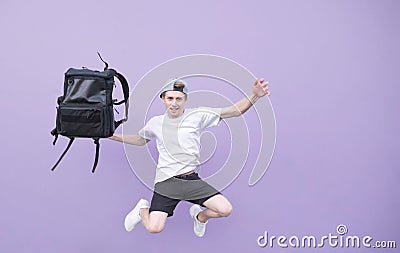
109, 133, 149, 146
220, 78, 270, 119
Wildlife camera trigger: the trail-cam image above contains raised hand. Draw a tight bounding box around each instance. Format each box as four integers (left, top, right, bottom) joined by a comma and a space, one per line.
252, 78, 270, 98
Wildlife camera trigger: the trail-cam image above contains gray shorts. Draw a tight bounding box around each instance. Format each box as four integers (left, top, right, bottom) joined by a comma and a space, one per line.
149, 173, 220, 217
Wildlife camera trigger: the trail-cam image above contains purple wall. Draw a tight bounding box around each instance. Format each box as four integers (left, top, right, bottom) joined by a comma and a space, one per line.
1, 0, 399, 252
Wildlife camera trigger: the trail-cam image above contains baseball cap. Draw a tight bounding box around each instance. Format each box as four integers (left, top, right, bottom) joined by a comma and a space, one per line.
159, 78, 189, 98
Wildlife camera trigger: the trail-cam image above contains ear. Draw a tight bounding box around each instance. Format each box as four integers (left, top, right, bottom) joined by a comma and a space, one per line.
161, 96, 166, 104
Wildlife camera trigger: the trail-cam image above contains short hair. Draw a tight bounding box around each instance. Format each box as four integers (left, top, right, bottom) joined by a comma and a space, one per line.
173, 81, 185, 89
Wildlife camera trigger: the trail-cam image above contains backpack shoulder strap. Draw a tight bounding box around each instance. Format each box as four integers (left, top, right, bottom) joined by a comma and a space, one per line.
96, 52, 130, 124
110, 69, 130, 125
92, 138, 100, 173
51, 137, 75, 171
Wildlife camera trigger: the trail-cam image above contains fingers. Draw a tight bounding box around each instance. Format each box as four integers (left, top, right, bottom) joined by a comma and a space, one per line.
260, 80, 269, 90
256, 77, 268, 85
254, 77, 271, 96
261, 81, 269, 88
261, 80, 270, 96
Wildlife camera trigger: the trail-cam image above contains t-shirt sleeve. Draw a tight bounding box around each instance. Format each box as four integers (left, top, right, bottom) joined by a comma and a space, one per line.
138, 119, 156, 140
199, 107, 222, 129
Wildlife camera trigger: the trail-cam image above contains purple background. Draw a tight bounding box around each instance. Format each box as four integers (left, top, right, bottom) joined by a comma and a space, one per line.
1, 0, 399, 252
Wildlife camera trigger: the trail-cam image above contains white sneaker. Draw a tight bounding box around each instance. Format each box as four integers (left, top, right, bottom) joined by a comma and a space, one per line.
189, 204, 207, 237
124, 199, 149, 232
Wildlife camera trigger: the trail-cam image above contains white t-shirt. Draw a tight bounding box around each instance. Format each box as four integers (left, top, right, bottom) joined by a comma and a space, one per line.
139, 107, 222, 183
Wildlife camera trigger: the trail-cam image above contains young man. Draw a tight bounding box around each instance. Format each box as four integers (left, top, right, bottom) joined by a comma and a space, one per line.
109, 77, 270, 237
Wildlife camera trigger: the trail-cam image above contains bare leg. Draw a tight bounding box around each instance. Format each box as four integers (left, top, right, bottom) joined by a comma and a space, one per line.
139, 208, 168, 233
197, 194, 233, 223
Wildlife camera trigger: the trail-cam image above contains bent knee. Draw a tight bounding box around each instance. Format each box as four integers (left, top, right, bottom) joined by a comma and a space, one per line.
147, 226, 164, 233
146, 224, 165, 233
219, 203, 233, 217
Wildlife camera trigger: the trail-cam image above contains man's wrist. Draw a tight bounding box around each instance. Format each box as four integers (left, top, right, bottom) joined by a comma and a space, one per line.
249, 92, 260, 104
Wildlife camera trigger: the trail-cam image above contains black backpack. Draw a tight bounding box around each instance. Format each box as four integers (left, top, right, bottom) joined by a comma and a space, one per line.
51, 53, 129, 173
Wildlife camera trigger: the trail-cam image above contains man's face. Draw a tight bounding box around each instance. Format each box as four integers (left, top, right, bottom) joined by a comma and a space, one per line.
161, 91, 187, 118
